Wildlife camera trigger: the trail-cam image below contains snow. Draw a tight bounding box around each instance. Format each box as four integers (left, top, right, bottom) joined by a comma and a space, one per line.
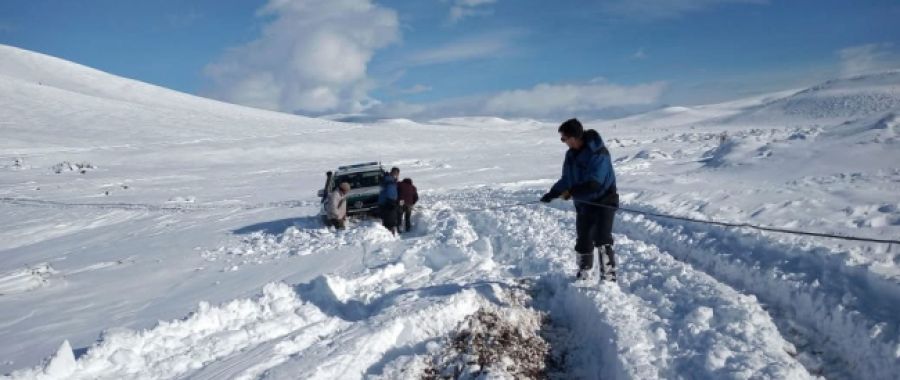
2, 44, 899, 379
0, 263, 56, 295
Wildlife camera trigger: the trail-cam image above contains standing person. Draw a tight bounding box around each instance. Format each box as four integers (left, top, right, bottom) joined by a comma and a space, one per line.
326, 182, 351, 229
378, 167, 401, 235
397, 178, 419, 233
540, 118, 619, 282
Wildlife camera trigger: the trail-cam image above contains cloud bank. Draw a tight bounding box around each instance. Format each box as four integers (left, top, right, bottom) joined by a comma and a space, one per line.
449, 0, 498, 23
601, 0, 767, 20
204, 0, 399, 115
839, 43, 900, 77
365, 79, 667, 120
483, 80, 667, 116
405, 32, 516, 66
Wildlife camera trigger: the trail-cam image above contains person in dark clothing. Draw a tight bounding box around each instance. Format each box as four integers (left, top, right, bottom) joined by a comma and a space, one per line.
378, 167, 401, 235
397, 178, 419, 233
541, 118, 620, 282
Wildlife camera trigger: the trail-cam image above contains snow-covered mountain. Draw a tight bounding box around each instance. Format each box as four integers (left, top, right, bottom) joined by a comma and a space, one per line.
1, 45, 898, 379
0, 44, 332, 151
714, 70, 900, 126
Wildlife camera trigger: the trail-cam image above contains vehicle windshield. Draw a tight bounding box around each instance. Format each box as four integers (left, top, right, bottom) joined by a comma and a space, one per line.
334, 170, 382, 189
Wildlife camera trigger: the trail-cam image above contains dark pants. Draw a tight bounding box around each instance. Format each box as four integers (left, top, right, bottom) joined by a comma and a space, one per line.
574, 202, 616, 270
327, 218, 346, 229
400, 204, 413, 232
380, 203, 399, 232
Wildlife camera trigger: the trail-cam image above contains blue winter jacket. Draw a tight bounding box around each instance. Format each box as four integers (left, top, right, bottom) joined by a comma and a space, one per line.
550, 129, 617, 204
378, 174, 398, 205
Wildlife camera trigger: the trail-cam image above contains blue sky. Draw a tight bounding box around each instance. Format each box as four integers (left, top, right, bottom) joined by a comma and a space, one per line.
2, 0, 899, 120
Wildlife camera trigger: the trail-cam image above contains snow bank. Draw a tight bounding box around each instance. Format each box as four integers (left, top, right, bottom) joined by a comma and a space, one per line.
617, 210, 900, 379
8, 283, 334, 379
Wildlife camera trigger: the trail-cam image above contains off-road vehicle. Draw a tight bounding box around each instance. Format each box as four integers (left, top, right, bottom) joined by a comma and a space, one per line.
317, 162, 384, 220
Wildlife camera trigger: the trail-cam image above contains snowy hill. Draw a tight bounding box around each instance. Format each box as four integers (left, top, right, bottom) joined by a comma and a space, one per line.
715, 71, 900, 125
1, 45, 899, 379
0, 44, 332, 151
0, 44, 309, 120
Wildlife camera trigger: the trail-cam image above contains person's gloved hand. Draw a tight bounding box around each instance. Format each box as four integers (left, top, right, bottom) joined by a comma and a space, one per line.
540, 192, 557, 203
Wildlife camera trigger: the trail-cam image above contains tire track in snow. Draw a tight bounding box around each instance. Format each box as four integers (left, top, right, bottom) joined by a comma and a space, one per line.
459, 187, 812, 379
613, 235, 808, 378
456, 195, 666, 379
532, 275, 666, 380
616, 210, 900, 379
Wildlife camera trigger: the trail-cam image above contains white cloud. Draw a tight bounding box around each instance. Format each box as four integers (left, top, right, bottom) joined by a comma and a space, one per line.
601, 0, 767, 20
406, 32, 515, 66
449, 0, 498, 23
632, 47, 648, 60
367, 80, 667, 120
839, 43, 900, 77
483, 81, 667, 117
398, 84, 433, 94
203, 0, 399, 114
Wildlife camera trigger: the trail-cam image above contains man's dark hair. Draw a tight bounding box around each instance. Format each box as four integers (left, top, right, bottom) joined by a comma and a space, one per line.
390, 167, 400, 175
558, 118, 584, 138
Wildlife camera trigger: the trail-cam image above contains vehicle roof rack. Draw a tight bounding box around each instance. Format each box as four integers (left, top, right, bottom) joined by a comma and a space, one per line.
337, 161, 381, 171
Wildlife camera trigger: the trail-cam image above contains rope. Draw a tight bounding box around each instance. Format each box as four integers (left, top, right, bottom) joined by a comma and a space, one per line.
572, 199, 900, 245
4, 195, 897, 245
436, 198, 900, 245
0, 197, 310, 212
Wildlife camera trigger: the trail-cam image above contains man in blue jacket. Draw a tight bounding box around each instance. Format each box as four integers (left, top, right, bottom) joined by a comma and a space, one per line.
378, 167, 401, 235
541, 118, 620, 282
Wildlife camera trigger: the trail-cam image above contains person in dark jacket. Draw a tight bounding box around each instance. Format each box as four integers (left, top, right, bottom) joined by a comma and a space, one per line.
397, 178, 419, 233
541, 118, 619, 282
378, 167, 401, 235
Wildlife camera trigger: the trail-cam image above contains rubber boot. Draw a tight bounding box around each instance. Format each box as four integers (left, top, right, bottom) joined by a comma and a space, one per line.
576, 250, 594, 281
599, 245, 617, 282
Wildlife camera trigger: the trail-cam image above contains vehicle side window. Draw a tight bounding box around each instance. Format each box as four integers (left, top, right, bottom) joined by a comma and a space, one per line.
334, 171, 382, 189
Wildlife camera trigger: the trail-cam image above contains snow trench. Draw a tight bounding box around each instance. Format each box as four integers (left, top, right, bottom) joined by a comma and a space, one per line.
616, 208, 900, 379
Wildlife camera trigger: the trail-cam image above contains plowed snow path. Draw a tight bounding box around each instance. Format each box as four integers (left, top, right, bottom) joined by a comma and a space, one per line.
616, 209, 900, 379
17, 187, 888, 379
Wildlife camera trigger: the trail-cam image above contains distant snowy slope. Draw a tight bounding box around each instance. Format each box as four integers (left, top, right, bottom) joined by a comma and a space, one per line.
719, 71, 900, 125
0, 44, 295, 117
588, 90, 797, 130
0, 44, 328, 150
427, 116, 544, 128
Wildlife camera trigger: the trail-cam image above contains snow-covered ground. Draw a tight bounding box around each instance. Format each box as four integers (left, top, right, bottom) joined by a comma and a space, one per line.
1, 44, 898, 379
